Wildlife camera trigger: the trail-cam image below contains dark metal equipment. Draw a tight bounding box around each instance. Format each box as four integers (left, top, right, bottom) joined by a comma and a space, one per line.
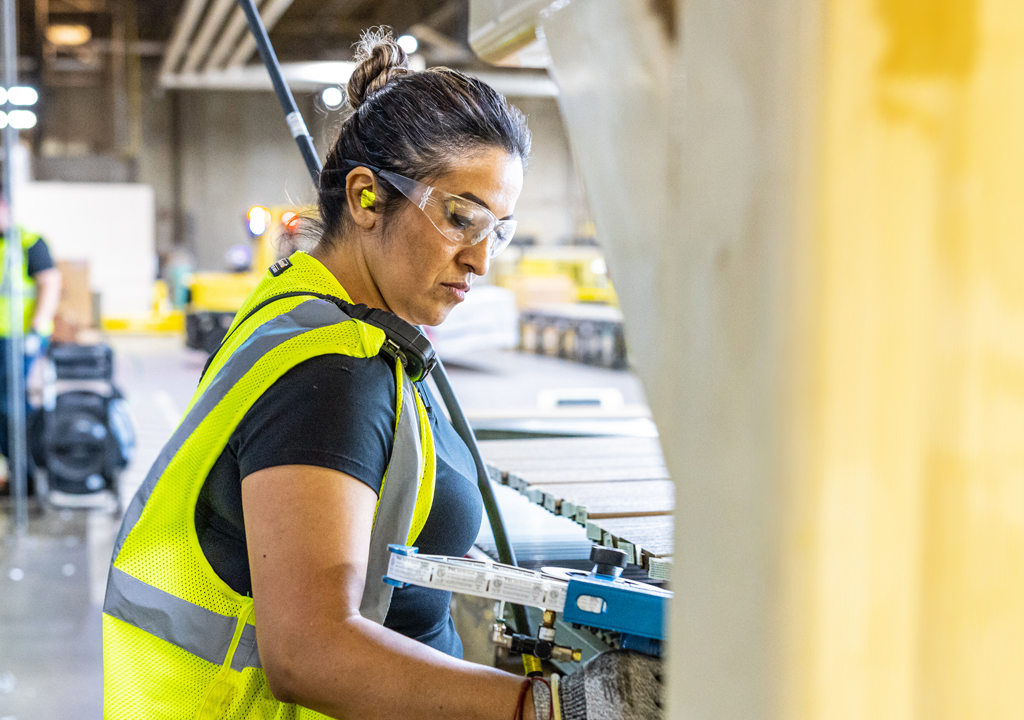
38, 344, 134, 497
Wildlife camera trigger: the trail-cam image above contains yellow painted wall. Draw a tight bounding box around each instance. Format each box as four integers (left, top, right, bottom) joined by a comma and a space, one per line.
784, 0, 1024, 717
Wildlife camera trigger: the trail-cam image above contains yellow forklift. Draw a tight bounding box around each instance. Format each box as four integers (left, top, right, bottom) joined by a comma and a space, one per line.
184, 206, 305, 352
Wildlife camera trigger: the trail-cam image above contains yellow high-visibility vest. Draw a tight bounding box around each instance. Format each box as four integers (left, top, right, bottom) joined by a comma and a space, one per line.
0, 231, 44, 337
102, 251, 437, 719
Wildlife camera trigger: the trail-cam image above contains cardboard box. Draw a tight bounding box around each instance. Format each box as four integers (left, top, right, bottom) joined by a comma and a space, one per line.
54, 259, 93, 339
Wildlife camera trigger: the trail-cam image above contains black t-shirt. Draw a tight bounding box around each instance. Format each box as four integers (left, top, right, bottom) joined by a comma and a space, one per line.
26, 237, 55, 277
0, 234, 55, 276
195, 353, 483, 658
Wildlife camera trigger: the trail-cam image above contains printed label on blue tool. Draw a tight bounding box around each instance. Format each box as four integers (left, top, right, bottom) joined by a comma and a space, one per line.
435, 564, 489, 594
385, 553, 568, 611
388, 554, 433, 584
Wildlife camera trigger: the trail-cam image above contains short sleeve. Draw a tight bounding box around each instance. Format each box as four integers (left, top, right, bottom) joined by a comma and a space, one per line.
25, 237, 55, 276
232, 353, 397, 494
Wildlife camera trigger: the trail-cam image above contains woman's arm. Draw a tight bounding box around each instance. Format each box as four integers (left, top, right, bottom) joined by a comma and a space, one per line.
30, 266, 61, 334
243, 464, 534, 720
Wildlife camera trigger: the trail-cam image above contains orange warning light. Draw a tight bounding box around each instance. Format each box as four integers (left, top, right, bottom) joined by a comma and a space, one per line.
281, 210, 301, 233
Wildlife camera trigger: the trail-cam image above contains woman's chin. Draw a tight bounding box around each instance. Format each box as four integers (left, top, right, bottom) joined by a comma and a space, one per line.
422, 305, 454, 327
398, 301, 452, 327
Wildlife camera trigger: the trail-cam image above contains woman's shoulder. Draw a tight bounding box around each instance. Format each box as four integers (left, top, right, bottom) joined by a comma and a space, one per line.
237, 352, 398, 445
231, 352, 399, 490
268, 353, 397, 410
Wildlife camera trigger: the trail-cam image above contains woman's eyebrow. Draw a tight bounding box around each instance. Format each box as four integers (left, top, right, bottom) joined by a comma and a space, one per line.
459, 192, 514, 220
459, 191, 490, 209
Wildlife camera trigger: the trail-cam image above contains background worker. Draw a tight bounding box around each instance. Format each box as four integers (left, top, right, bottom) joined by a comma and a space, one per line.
103, 31, 659, 719
0, 192, 62, 493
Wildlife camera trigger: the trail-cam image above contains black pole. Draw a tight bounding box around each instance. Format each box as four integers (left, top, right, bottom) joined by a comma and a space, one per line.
236, 0, 529, 635
2, 0, 29, 536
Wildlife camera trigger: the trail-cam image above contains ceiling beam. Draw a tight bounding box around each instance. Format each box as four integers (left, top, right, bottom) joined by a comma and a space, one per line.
159, 0, 207, 77
225, 0, 295, 68
161, 60, 558, 98
180, 0, 234, 73
203, 2, 259, 71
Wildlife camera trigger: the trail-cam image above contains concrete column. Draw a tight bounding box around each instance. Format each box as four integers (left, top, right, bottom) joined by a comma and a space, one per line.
542, 0, 1024, 717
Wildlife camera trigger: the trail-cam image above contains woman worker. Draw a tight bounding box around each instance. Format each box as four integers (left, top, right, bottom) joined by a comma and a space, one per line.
102, 31, 659, 720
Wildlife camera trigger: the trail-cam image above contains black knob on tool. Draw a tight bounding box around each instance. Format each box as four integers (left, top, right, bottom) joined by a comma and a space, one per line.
591, 545, 628, 578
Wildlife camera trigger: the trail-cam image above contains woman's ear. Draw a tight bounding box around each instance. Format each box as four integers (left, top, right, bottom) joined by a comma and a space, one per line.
345, 167, 377, 229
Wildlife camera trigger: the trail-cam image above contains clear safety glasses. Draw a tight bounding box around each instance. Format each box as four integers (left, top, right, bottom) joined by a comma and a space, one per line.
344, 161, 517, 258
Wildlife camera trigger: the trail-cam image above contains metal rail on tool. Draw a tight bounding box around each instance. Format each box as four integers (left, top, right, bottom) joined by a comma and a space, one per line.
235, 0, 530, 634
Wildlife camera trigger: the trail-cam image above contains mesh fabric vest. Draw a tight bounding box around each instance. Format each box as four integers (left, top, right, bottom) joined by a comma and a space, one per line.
102, 252, 436, 719
0, 231, 42, 337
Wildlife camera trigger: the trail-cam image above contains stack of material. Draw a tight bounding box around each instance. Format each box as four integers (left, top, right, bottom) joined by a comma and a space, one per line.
519, 304, 627, 369
479, 436, 673, 580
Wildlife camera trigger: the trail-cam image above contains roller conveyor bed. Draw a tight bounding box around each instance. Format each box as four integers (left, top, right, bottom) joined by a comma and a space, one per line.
475, 436, 674, 582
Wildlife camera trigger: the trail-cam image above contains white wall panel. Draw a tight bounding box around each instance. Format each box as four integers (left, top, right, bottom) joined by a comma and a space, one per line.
14, 182, 157, 319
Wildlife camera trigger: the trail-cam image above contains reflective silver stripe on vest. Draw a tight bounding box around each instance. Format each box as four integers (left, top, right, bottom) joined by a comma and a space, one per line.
104, 297, 427, 667
104, 567, 264, 669
231, 624, 262, 671
359, 372, 422, 624
104, 568, 230, 665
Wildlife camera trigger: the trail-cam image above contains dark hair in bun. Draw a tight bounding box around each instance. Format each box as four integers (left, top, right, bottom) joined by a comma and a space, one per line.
345, 28, 410, 109
317, 27, 532, 248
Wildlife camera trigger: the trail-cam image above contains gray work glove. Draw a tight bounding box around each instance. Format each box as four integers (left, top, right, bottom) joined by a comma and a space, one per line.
533, 650, 663, 720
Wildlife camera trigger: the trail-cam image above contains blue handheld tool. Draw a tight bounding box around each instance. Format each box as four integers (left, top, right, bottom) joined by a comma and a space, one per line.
385, 543, 671, 661
561, 546, 669, 655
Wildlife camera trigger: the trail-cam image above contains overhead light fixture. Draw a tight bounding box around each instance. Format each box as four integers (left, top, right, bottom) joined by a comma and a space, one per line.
397, 34, 418, 54
7, 86, 39, 106
321, 86, 344, 110
46, 24, 92, 46
8, 110, 37, 129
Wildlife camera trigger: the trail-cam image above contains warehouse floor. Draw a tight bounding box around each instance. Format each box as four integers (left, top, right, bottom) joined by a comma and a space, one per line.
0, 335, 648, 719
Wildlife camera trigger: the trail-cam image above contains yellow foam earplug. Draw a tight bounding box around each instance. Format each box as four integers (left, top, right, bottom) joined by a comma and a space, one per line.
360, 188, 376, 209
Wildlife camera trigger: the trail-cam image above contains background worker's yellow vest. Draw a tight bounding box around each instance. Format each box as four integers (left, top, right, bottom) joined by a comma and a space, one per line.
0, 231, 42, 337
102, 252, 437, 719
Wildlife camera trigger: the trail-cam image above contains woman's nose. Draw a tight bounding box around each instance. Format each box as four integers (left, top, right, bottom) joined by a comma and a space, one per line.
458, 236, 491, 276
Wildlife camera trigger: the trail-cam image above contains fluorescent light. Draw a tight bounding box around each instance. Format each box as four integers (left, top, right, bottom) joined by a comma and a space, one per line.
397, 35, 418, 54
46, 24, 92, 46
8, 87, 39, 106
321, 86, 344, 110
8, 110, 37, 129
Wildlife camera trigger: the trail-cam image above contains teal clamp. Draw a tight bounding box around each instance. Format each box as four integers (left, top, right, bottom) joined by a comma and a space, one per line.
388, 544, 418, 556
383, 544, 419, 588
